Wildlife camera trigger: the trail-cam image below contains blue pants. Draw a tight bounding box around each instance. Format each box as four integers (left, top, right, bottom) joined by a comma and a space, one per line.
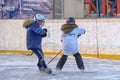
31, 48, 47, 69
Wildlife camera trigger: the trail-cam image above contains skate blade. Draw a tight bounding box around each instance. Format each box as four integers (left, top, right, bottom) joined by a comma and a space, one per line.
40, 71, 55, 76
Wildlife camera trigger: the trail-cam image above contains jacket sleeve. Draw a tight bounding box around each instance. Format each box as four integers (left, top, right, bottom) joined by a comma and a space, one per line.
31, 22, 44, 35
76, 28, 85, 36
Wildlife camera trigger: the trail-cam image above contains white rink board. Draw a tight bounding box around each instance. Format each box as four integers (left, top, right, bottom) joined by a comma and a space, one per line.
0, 19, 120, 54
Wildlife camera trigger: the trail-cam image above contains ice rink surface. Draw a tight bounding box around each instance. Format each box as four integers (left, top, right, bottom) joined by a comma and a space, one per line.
0, 54, 120, 80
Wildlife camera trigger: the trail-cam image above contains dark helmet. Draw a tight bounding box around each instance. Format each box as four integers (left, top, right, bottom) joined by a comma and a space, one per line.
66, 17, 75, 24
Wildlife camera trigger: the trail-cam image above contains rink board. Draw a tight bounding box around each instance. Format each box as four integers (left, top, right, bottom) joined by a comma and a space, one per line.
0, 19, 120, 60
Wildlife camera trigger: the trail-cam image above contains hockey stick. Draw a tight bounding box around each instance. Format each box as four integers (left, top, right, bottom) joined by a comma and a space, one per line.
47, 50, 62, 65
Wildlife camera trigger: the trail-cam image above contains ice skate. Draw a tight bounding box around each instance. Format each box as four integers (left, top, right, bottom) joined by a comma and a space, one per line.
80, 66, 85, 72
56, 67, 61, 70
39, 67, 52, 74
44, 67, 52, 74
39, 67, 45, 72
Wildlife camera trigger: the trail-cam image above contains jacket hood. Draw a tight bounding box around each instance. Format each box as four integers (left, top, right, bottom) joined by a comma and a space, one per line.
61, 24, 78, 34
23, 20, 34, 28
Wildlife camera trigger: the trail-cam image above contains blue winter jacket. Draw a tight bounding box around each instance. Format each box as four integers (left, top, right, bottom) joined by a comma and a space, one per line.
24, 21, 45, 50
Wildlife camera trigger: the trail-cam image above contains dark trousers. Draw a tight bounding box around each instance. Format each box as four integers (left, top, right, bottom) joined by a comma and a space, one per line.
56, 52, 84, 70
31, 48, 47, 69
56, 54, 68, 70
73, 52, 85, 69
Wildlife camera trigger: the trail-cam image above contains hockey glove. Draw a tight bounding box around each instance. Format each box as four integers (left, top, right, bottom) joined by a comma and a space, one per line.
78, 34, 81, 38
43, 28, 47, 32
41, 28, 47, 37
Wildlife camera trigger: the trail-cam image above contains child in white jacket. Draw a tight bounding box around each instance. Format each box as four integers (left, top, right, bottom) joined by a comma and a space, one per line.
56, 17, 85, 71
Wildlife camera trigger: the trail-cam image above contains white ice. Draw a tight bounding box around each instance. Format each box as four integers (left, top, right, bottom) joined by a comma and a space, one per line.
0, 54, 120, 80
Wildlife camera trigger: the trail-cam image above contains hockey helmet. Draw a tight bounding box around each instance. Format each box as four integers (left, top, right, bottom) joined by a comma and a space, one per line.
66, 17, 75, 24
34, 13, 45, 21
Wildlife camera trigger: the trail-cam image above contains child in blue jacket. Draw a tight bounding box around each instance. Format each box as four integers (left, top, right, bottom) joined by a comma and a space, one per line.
23, 13, 52, 74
